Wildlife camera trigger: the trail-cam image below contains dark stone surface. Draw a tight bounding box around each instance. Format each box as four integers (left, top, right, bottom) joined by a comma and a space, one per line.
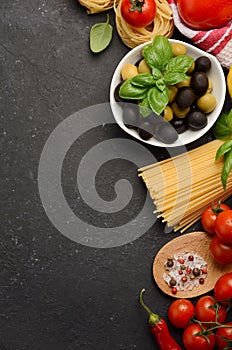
0, 1, 231, 349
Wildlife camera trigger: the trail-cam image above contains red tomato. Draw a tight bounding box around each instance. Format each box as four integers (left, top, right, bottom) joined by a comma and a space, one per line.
176, 0, 232, 30
214, 272, 232, 305
120, 0, 156, 28
216, 322, 232, 350
168, 299, 195, 328
215, 209, 232, 244
183, 323, 216, 350
210, 235, 232, 264
201, 202, 230, 234
195, 295, 227, 325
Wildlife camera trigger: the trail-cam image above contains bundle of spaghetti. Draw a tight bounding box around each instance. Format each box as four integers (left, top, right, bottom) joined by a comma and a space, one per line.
114, 0, 174, 48
78, 0, 115, 13
138, 139, 232, 233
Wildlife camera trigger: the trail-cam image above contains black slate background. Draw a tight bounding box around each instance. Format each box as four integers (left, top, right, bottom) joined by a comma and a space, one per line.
1, 1, 232, 349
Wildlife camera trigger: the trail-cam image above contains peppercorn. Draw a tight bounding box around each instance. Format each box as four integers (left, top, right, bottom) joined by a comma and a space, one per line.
169, 278, 177, 286
193, 267, 201, 276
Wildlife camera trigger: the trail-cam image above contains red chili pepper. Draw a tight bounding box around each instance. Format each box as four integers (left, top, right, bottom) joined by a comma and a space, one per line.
139, 289, 182, 350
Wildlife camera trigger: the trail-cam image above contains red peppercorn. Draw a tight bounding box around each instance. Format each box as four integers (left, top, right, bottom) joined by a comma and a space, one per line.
201, 268, 207, 274
178, 270, 183, 275
186, 267, 192, 274
182, 276, 187, 283
179, 259, 185, 264
188, 255, 194, 261
199, 278, 205, 284
172, 287, 177, 294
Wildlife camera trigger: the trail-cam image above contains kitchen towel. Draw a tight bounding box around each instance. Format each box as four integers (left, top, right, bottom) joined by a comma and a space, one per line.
168, 0, 232, 69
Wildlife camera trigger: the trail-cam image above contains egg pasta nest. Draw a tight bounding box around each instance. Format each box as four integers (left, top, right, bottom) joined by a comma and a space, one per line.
78, 0, 115, 13
114, 0, 174, 48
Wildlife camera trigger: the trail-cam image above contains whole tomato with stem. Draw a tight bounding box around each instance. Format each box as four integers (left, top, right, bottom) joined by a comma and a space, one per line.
201, 202, 230, 234
168, 299, 195, 328
216, 322, 232, 350
214, 272, 232, 305
215, 209, 232, 245
195, 295, 227, 325
120, 0, 156, 28
176, 0, 232, 30
210, 235, 232, 264
183, 323, 216, 350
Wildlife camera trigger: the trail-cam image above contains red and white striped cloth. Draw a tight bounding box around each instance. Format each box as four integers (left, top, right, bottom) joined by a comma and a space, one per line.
168, 0, 232, 69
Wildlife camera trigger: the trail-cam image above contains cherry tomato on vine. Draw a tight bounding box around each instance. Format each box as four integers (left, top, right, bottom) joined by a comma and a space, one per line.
214, 272, 232, 305
195, 295, 227, 325
215, 209, 232, 245
210, 235, 232, 264
176, 0, 232, 30
183, 323, 216, 350
201, 202, 230, 234
120, 0, 156, 28
168, 299, 195, 328
216, 322, 232, 350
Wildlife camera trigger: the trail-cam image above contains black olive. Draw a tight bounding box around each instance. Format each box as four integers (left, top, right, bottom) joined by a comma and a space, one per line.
138, 121, 154, 140
175, 87, 195, 109
171, 117, 188, 134
194, 56, 211, 73
191, 72, 209, 97
187, 110, 208, 130
156, 122, 178, 144
122, 104, 141, 129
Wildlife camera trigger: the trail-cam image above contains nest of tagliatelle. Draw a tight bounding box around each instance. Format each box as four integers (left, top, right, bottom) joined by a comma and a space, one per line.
114, 0, 174, 48
78, 0, 115, 13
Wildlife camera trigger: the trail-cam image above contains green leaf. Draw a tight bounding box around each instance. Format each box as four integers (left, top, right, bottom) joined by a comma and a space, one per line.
215, 140, 232, 160
155, 78, 166, 91
152, 67, 163, 80
143, 35, 173, 71
147, 86, 169, 115
139, 98, 152, 117
214, 109, 232, 140
131, 73, 155, 88
165, 55, 194, 74
119, 78, 149, 100
221, 148, 232, 190
164, 72, 189, 85
90, 14, 113, 53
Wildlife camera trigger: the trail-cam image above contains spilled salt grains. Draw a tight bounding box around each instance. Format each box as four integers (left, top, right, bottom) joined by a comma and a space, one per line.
163, 252, 207, 295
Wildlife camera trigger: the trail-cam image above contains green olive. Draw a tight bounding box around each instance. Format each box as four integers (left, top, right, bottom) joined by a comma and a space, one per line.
121, 64, 138, 81
197, 93, 217, 113
167, 85, 178, 103
171, 43, 186, 56
172, 102, 190, 118
187, 61, 195, 74
177, 77, 191, 88
163, 106, 173, 121
138, 59, 151, 74
207, 79, 213, 93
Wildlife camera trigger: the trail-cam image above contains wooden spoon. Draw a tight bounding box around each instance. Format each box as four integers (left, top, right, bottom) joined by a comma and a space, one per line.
153, 231, 232, 298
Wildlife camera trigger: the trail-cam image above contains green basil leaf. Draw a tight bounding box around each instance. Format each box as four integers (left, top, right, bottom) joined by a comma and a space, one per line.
215, 140, 232, 160
90, 14, 113, 53
164, 72, 189, 85
165, 55, 194, 74
152, 67, 163, 80
214, 109, 232, 140
143, 35, 172, 71
131, 73, 155, 87
139, 98, 152, 117
147, 86, 169, 115
221, 148, 232, 190
155, 78, 166, 91
119, 78, 149, 100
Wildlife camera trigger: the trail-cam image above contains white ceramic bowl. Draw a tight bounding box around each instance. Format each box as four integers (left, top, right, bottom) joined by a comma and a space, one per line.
110, 39, 226, 147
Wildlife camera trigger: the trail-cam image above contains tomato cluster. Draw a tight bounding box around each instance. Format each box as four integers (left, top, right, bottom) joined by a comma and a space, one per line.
201, 202, 232, 264
168, 273, 232, 350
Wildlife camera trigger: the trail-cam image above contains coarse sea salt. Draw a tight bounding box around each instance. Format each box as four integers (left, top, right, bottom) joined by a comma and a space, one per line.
163, 251, 207, 294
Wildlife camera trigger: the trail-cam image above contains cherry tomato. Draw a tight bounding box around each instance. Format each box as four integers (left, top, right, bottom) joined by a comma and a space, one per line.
195, 295, 227, 325
215, 209, 232, 244
214, 272, 232, 305
183, 323, 216, 350
201, 202, 230, 234
168, 299, 195, 328
216, 322, 232, 350
210, 235, 232, 264
176, 0, 232, 30
120, 0, 156, 28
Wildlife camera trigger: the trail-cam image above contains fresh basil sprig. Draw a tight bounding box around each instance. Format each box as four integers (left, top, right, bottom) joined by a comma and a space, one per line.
119, 36, 194, 115
214, 109, 232, 189
90, 14, 113, 53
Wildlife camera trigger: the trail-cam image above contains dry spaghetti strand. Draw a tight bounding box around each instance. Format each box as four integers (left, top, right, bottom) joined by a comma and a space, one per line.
138, 139, 232, 233
114, 0, 174, 48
